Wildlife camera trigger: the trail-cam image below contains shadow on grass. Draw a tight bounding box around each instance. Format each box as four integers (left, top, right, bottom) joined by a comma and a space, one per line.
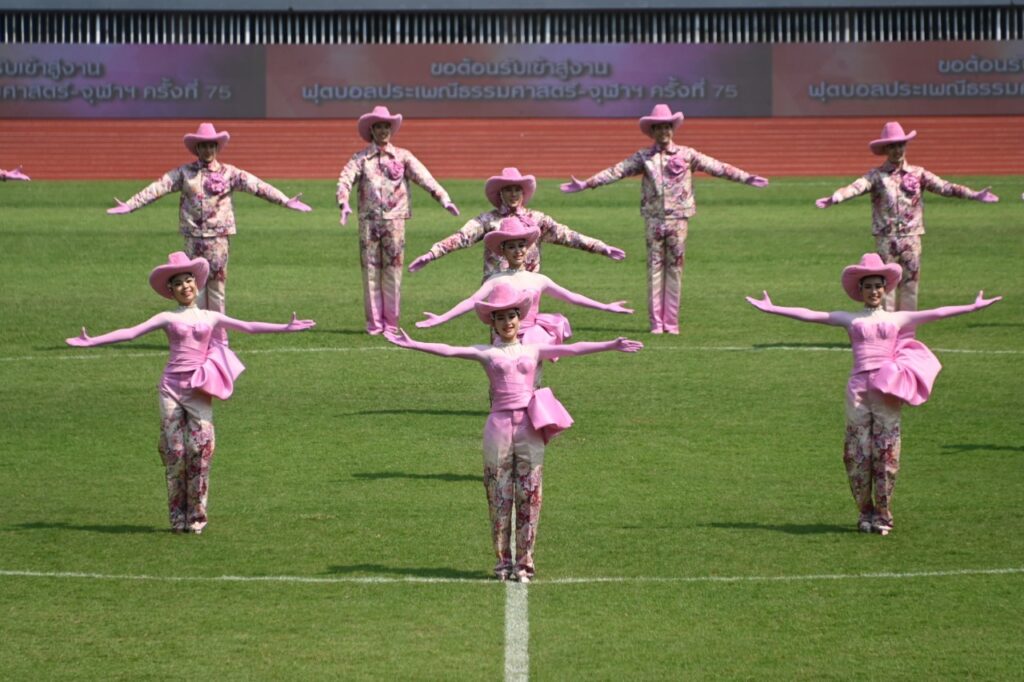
752, 342, 849, 350
9, 521, 163, 534
326, 563, 487, 580
353, 471, 478, 483
705, 521, 851, 535
940, 443, 1024, 454
343, 408, 487, 417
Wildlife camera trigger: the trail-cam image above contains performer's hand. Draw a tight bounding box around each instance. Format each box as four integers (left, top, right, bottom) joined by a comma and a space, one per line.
973, 187, 999, 203
605, 300, 633, 315
66, 327, 92, 347
613, 337, 644, 353
443, 200, 460, 217
408, 253, 434, 273
745, 291, 774, 312
285, 193, 312, 212
107, 198, 131, 215
415, 312, 442, 329
383, 328, 414, 347
746, 175, 769, 188
286, 312, 316, 331
4, 166, 30, 181
559, 176, 588, 193
339, 201, 352, 226
974, 291, 1002, 309
603, 246, 626, 261
815, 196, 833, 209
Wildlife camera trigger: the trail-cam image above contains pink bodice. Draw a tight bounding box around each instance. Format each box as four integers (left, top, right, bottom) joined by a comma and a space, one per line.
484, 344, 540, 411
847, 318, 941, 406
164, 320, 214, 373
848, 319, 900, 374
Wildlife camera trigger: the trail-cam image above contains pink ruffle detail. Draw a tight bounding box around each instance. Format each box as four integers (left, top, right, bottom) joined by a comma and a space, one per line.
868, 338, 942, 406
527, 387, 574, 444
190, 343, 246, 400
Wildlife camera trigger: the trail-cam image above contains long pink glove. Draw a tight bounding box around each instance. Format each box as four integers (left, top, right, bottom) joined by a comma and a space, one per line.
408, 252, 434, 273
442, 201, 460, 217
603, 246, 626, 261
972, 187, 999, 203
416, 294, 480, 328
384, 328, 488, 361
559, 176, 589, 193
746, 176, 769, 188
218, 312, 316, 333
901, 292, 1001, 326
67, 312, 314, 347
745, 291, 833, 324
107, 198, 132, 215
1, 166, 30, 181
543, 279, 633, 314
537, 337, 642, 361
285, 193, 312, 212
339, 200, 352, 225
815, 190, 843, 209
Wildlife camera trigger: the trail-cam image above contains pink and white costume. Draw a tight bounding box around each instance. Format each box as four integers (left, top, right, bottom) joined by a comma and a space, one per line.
747, 254, 1001, 532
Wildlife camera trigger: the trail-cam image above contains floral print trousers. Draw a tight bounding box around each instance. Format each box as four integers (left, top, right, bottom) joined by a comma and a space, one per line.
482, 408, 545, 579
645, 219, 688, 333
157, 373, 216, 532
843, 375, 902, 527
876, 234, 921, 312
359, 218, 406, 334
185, 236, 231, 344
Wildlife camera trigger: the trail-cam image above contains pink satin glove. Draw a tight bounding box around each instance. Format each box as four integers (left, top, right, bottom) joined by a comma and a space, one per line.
973, 291, 1002, 309
973, 187, 999, 203
605, 301, 633, 315
415, 312, 443, 329
285, 312, 316, 331
559, 176, 588, 193
2, 166, 30, 181
604, 246, 626, 261
745, 291, 775, 312
339, 201, 352, 226
815, 197, 832, 208
383, 328, 414, 348
746, 176, 769, 188
408, 252, 434, 273
285, 193, 312, 212
66, 327, 93, 347
443, 201, 460, 217
107, 198, 131, 215
613, 337, 644, 353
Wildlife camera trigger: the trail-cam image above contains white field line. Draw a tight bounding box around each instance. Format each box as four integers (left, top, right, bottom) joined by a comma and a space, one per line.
2, 344, 1021, 364
1, 566, 1021, 586
504, 582, 530, 682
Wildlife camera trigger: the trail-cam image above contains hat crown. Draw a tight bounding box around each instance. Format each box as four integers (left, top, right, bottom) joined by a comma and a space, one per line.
192, 122, 219, 137
648, 103, 674, 118
369, 105, 393, 117
167, 251, 191, 265
500, 167, 523, 180
879, 121, 906, 138
486, 282, 525, 309
857, 253, 886, 269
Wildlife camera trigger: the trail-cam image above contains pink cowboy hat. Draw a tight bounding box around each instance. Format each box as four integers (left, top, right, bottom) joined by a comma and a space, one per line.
841, 252, 902, 302
474, 282, 534, 324
149, 251, 210, 299
484, 167, 537, 209
869, 121, 917, 155
639, 103, 684, 138
183, 122, 230, 156
358, 105, 403, 143
483, 216, 541, 254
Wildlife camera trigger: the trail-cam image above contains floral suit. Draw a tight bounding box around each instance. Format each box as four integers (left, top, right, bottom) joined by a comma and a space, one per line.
337, 143, 453, 334
584, 143, 754, 333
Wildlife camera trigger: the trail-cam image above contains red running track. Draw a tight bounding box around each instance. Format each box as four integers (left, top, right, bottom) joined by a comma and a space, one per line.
2, 116, 1021, 180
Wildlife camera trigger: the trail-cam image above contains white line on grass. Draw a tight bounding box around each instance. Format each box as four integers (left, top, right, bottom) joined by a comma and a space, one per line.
3, 344, 1021, 364
505, 582, 529, 682
2, 566, 1021, 586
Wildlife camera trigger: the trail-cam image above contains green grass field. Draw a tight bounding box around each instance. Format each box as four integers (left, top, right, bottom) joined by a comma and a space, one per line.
1, 176, 1022, 679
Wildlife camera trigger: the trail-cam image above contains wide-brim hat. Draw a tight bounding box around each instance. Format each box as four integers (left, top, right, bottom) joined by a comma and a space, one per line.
474, 282, 534, 324
183, 122, 230, 156
149, 251, 210, 299
639, 103, 684, 138
483, 216, 541, 255
358, 105, 403, 143
841, 252, 902, 302
484, 167, 537, 208
869, 121, 917, 155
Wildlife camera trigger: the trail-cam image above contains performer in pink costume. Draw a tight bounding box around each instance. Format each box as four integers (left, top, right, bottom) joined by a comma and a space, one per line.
407, 167, 626, 282
0, 166, 30, 181
385, 283, 643, 582
561, 104, 768, 334
107, 122, 312, 344
416, 216, 633, 351
66, 252, 315, 534
815, 121, 999, 312
337, 105, 461, 335
746, 252, 1001, 535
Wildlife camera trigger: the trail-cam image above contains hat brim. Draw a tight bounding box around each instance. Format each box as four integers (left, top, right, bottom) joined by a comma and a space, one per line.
474, 291, 534, 324
869, 130, 916, 154
639, 113, 683, 137
183, 132, 230, 156
483, 227, 540, 254
149, 258, 210, 299
484, 176, 537, 208
358, 113, 403, 143
841, 263, 902, 301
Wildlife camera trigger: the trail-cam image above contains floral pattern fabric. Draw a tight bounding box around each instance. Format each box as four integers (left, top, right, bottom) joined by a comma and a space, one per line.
184, 236, 231, 343
359, 218, 406, 334
875, 234, 922, 312
645, 219, 688, 333
157, 372, 216, 532
125, 161, 291, 238
843, 373, 902, 526
336, 143, 451, 220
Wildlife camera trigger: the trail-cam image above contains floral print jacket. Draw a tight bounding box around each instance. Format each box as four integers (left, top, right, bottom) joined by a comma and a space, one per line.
585, 143, 752, 220
336, 143, 451, 220
427, 206, 612, 280
125, 161, 291, 238
830, 161, 976, 237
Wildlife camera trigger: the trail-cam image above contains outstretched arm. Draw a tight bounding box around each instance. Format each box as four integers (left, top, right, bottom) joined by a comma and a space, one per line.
896, 292, 1001, 327
921, 170, 998, 203
384, 328, 489, 362
537, 337, 643, 361
571, 152, 645, 191
1, 166, 30, 181
408, 215, 487, 272
745, 291, 851, 327
230, 168, 292, 207
65, 313, 168, 347
213, 312, 315, 334
404, 152, 459, 216
541, 276, 632, 314
111, 168, 183, 214
535, 212, 621, 260
816, 176, 871, 208
416, 280, 494, 328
